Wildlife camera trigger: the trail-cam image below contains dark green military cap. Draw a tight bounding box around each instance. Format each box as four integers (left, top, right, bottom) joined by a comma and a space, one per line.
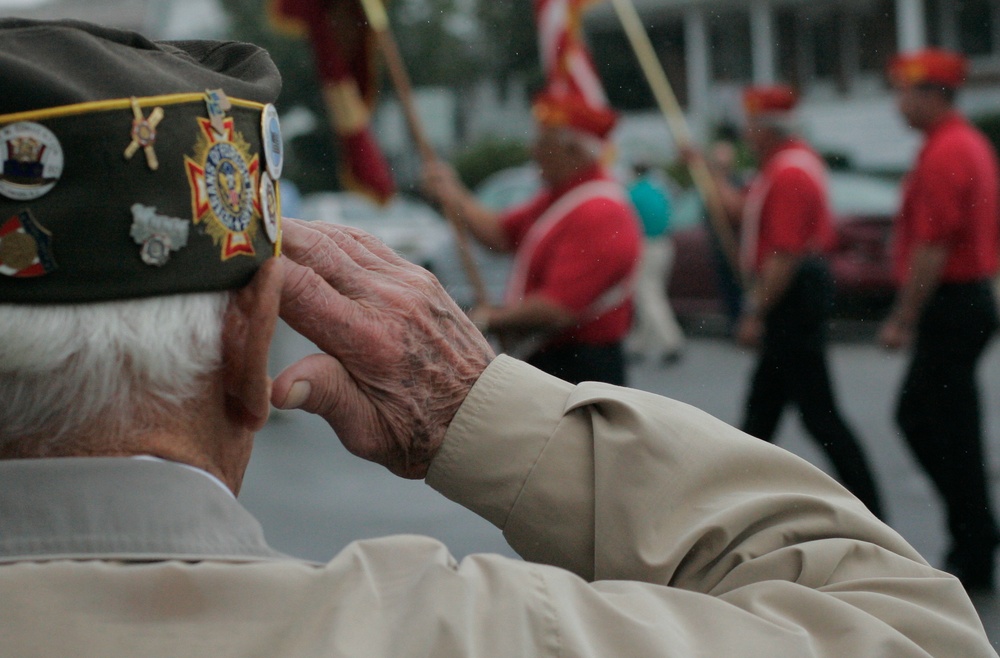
0, 19, 286, 303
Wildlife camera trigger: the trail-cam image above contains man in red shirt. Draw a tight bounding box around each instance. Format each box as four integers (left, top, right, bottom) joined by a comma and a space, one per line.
708, 85, 885, 519
881, 49, 1000, 591
424, 91, 641, 385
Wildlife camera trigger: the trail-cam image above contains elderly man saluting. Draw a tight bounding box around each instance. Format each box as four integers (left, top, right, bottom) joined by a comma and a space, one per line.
0, 18, 997, 657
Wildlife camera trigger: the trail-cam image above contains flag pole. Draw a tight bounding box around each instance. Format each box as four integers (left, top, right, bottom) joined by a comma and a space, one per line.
357, 0, 491, 307
607, 0, 742, 281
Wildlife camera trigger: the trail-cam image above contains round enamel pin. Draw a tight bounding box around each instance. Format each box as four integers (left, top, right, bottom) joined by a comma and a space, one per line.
261, 104, 283, 180
0, 122, 64, 201
260, 174, 280, 244
204, 141, 255, 234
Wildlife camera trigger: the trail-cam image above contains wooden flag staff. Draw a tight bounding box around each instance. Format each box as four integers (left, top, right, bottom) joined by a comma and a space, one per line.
608, 0, 742, 280
357, 0, 491, 307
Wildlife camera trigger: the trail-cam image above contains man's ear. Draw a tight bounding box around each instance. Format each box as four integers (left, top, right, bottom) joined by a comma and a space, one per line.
221, 258, 284, 432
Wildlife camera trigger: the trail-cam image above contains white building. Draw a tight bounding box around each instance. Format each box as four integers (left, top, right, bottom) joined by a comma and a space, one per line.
588, 0, 1000, 170
0, 0, 228, 39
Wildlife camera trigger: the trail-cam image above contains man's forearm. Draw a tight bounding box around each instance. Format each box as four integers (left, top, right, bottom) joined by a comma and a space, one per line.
478, 296, 576, 334
745, 252, 801, 316
426, 358, 994, 656
440, 189, 510, 253
889, 243, 949, 327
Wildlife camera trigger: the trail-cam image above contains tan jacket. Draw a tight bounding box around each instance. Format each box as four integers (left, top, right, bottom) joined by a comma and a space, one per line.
0, 356, 993, 656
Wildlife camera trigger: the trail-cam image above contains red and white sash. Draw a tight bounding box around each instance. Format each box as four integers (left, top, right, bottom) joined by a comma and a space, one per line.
740, 147, 829, 275
503, 180, 635, 359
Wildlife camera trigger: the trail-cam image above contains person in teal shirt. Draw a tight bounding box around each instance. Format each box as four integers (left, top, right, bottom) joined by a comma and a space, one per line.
627, 162, 685, 364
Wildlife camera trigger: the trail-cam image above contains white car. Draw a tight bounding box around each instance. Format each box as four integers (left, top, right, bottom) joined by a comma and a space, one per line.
299, 192, 453, 272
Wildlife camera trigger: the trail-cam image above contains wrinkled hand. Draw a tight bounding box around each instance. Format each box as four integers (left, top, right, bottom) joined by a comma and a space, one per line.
271, 219, 496, 479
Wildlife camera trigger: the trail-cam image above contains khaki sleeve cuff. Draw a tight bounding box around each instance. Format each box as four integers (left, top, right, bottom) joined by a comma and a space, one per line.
426, 355, 574, 531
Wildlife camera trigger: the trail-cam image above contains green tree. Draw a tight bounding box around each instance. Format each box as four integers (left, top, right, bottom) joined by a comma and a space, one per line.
217, 0, 340, 193
390, 0, 486, 87
475, 0, 540, 89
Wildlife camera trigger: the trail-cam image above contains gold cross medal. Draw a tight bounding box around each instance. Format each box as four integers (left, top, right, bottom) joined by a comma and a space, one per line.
124, 98, 163, 170
184, 109, 260, 261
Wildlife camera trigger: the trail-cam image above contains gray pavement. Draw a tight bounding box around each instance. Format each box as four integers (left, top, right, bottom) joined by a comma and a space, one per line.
242, 322, 1000, 648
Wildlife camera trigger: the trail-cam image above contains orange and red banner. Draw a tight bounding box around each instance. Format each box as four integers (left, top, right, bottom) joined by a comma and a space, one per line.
268, 0, 395, 204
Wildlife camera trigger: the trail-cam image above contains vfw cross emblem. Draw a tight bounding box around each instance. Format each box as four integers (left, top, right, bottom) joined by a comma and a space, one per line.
184, 117, 261, 260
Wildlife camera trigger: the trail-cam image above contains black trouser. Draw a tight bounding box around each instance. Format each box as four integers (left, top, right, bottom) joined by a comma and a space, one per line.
529, 341, 627, 386
742, 259, 885, 519
896, 281, 999, 572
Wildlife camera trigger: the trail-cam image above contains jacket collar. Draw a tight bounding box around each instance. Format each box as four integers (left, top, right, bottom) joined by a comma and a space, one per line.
0, 457, 289, 563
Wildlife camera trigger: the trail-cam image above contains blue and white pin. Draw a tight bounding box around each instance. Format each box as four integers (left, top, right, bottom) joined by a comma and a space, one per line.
261, 104, 283, 181
130, 203, 190, 267
205, 88, 232, 137
260, 174, 280, 246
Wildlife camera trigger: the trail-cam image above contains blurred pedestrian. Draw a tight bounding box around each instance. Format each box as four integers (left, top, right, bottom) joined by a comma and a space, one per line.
704, 136, 749, 328
881, 49, 1000, 591
423, 91, 641, 386
626, 161, 684, 364
696, 85, 885, 520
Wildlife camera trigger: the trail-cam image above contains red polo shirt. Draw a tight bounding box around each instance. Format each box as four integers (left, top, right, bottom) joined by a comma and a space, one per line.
894, 112, 1000, 283
500, 166, 641, 345
742, 139, 837, 273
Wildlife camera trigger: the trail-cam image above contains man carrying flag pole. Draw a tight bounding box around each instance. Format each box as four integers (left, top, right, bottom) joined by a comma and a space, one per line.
423, 0, 641, 386
268, 0, 395, 204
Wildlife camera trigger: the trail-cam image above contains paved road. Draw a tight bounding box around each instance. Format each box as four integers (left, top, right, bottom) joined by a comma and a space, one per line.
241, 322, 1000, 648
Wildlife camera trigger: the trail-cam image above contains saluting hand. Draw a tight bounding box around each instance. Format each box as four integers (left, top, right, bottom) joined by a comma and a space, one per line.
271, 219, 495, 479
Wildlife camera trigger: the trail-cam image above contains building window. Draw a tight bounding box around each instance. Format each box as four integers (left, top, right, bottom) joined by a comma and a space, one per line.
708, 10, 753, 82
956, 0, 995, 56
857, 0, 896, 72
928, 0, 998, 57
588, 20, 687, 111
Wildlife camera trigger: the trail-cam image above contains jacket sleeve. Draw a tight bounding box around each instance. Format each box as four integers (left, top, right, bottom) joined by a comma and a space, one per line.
426, 355, 995, 656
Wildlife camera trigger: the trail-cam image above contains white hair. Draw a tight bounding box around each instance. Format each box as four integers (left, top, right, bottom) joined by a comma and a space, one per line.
0, 292, 230, 455
555, 125, 606, 162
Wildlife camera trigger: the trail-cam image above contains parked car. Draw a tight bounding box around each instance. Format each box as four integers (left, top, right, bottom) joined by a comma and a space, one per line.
299, 190, 511, 310
670, 171, 900, 321
299, 192, 453, 273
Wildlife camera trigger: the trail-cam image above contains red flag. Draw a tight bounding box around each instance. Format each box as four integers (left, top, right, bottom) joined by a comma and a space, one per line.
533, 0, 612, 114
268, 0, 395, 204
531, 1, 617, 139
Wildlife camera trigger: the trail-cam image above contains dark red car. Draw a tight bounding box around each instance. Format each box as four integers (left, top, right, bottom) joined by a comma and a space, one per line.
668, 171, 900, 322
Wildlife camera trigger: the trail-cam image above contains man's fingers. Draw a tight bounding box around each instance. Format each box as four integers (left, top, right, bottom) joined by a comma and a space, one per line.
280, 219, 376, 297
282, 219, 403, 297
271, 352, 353, 416
278, 256, 363, 355
292, 218, 411, 273
335, 225, 415, 270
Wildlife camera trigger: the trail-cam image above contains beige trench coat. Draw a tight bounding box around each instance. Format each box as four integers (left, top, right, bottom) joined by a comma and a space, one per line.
0, 356, 994, 656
